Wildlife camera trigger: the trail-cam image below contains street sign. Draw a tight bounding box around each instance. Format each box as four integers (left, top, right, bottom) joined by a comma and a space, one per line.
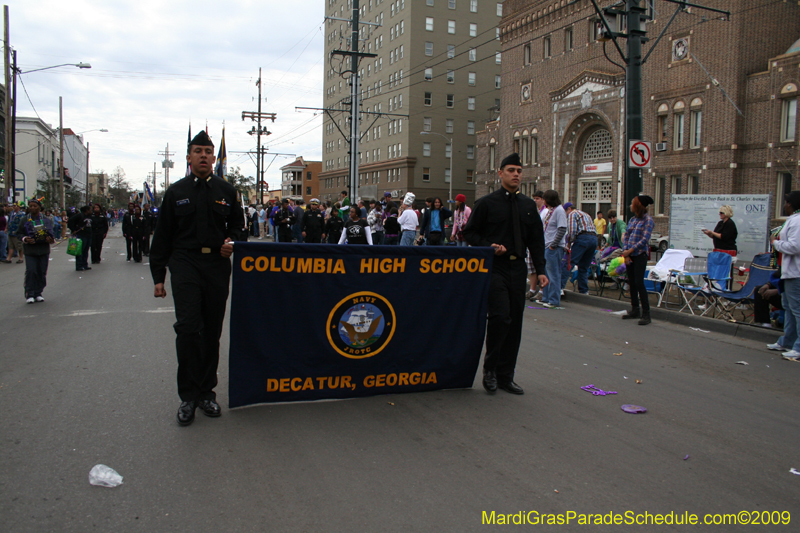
628, 140, 652, 169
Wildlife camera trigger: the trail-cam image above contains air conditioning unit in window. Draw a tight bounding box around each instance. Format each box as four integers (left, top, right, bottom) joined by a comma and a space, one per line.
655, 142, 667, 152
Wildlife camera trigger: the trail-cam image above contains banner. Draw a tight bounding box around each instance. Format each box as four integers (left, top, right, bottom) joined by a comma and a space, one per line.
229, 243, 494, 407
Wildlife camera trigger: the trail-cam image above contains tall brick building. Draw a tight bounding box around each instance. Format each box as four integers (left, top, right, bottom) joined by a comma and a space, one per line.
477, 0, 800, 235
319, 0, 504, 206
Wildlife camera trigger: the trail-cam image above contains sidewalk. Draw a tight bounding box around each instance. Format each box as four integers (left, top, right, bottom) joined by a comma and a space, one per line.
563, 289, 780, 344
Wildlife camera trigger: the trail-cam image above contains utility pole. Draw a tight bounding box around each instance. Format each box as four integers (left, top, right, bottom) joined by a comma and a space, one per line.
85, 141, 89, 204
159, 143, 175, 189
578, 0, 729, 219
59, 96, 65, 210
329, 0, 377, 202
242, 68, 276, 203
9, 49, 16, 202
3, 5, 10, 203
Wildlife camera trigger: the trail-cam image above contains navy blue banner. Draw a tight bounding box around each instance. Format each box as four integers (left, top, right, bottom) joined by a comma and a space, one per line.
228, 243, 494, 407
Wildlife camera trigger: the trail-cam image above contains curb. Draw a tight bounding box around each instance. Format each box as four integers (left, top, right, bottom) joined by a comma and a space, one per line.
564, 291, 780, 344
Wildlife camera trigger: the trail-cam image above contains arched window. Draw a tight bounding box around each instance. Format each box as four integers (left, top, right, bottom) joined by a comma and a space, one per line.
690, 98, 703, 149
582, 129, 613, 161
489, 138, 497, 171
781, 84, 798, 143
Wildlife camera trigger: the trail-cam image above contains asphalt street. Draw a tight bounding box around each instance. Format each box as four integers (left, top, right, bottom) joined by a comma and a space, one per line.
1, 225, 799, 532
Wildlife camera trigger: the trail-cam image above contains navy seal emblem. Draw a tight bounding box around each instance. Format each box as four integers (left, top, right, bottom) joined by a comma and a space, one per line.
327, 291, 396, 359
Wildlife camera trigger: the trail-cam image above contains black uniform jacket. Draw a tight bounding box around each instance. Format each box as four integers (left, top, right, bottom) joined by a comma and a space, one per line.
462, 187, 546, 276
302, 209, 325, 234
149, 173, 245, 285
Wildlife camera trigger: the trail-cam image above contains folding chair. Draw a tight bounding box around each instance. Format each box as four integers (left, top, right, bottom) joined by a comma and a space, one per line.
672, 257, 709, 314
703, 251, 733, 291
707, 253, 775, 321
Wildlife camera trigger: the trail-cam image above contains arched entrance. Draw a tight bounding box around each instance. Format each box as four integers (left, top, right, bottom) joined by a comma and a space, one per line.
559, 113, 617, 218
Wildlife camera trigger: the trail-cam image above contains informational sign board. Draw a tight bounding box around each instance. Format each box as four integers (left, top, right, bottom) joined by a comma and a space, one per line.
628, 140, 652, 169
668, 194, 771, 260
228, 243, 494, 407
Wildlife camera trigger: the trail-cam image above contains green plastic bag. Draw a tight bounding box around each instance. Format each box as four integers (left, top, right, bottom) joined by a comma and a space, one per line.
66, 236, 82, 256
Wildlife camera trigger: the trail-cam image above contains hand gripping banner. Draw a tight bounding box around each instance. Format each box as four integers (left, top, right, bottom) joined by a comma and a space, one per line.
229, 243, 494, 407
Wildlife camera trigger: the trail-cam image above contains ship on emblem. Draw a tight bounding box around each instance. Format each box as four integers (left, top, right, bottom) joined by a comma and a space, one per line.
339, 305, 384, 347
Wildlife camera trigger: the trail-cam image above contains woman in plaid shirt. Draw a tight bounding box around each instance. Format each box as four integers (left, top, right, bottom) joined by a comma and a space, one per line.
621, 195, 656, 325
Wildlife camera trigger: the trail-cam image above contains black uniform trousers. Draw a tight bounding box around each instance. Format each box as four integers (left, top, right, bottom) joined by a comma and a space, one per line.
142, 233, 151, 255
125, 236, 133, 260
169, 249, 231, 402
484, 257, 527, 379
91, 234, 105, 263
304, 232, 322, 244
278, 225, 293, 243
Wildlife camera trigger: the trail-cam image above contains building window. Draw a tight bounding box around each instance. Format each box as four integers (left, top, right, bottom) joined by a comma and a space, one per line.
467, 145, 475, 159
778, 172, 793, 217
423, 167, 431, 181
448, 20, 455, 34
469, 48, 477, 61
446, 70, 454, 83
424, 68, 433, 81
690, 109, 702, 149
565, 27, 573, 51
469, 23, 477, 37
688, 175, 699, 195
521, 136, 528, 165
424, 92, 432, 106
489, 143, 496, 171
495, 51, 501, 64
446, 94, 454, 108
495, 75, 501, 89
673, 112, 684, 150
467, 97, 475, 110
445, 168, 451, 183
524, 44, 531, 65
466, 169, 474, 183
671, 175, 682, 195
531, 137, 538, 163
543, 36, 551, 58
657, 114, 668, 143
782, 97, 797, 143
496, 2, 502, 16
425, 42, 433, 56
445, 118, 454, 133
468, 72, 476, 86
423, 117, 432, 131
426, 17, 434, 31
470, 0, 477, 12
447, 44, 455, 58
590, 18, 602, 42
426, 0, 433, 5
655, 177, 666, 216
423, 142, 431, 157
448, 0, 456, 8
467, 120, 475, 135
445, 143, 452, 158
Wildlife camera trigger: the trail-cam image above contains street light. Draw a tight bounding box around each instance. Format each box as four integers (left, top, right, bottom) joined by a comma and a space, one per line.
19, 62, 91, 75
420, 131, 453, 204
2, 60, 93, 206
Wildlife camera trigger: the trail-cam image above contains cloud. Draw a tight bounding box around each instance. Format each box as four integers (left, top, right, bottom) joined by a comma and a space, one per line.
9, 0, 324, 192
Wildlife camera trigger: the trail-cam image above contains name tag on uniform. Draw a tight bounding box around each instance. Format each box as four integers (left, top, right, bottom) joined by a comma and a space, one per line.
176, 199, 190, 206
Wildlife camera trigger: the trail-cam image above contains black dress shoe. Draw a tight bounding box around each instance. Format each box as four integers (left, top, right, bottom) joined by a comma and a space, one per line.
198, 399, 221, 417
638, 312, 651, 325
622, 308, 641, 319
498, 380, 525, 395
84, 267, 92, 270
482, 370, 498, 394
176, 401, 197, 426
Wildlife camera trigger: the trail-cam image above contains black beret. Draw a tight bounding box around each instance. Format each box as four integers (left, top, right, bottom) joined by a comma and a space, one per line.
500, 153, 522, 168
637, 195, 655, 207
188, 130, 214, 150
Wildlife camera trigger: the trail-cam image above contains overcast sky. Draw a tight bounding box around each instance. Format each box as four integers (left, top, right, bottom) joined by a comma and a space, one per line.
8, 0, 324, 193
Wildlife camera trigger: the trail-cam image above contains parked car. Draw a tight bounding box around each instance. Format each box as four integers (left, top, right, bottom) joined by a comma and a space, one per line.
649, 232, 669, 252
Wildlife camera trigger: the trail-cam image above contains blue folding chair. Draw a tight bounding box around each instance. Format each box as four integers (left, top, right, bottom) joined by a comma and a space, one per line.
673, 257, 709, 314
707, 253, 775, 321
704, 251, 733, 291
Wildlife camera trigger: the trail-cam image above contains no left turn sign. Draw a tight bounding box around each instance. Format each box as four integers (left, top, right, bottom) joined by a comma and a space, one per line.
628, 140, 652, 169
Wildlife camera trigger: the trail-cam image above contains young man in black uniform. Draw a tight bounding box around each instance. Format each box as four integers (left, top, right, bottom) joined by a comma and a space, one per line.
122, 202, 136, 261
301, 198, 325, 243
463, 153, 548, 396
150, 130, 245, 426
275, 198, 295, 243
